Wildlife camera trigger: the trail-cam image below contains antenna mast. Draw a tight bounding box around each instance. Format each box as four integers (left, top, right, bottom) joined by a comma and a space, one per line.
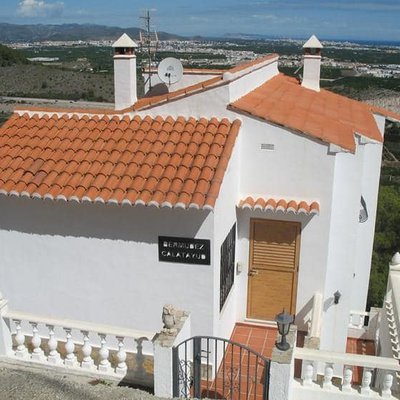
139, 9, 159, 91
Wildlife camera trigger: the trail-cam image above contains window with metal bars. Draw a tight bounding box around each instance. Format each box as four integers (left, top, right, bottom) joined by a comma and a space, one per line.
220, 223, 236, 311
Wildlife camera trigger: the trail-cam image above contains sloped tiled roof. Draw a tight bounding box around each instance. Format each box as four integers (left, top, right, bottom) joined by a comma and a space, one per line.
128, 54, 279, 112
0, 113, 241, 210
239, 196, 320, 215
230, 74, 385, 152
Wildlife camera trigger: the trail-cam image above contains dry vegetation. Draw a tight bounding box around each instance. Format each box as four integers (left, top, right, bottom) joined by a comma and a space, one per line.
0, 64, 114, 102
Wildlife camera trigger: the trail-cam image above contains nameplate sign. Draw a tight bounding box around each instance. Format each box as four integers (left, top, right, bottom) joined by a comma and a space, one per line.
158, 236, 211, 265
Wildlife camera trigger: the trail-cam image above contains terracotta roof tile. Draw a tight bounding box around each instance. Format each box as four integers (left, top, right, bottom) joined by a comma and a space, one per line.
230, 74, 383, 152
238, 196, 320, 215
0, 113, 241, 210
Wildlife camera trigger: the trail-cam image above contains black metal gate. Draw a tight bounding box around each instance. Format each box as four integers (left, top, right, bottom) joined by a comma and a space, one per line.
172, 336, 271, 400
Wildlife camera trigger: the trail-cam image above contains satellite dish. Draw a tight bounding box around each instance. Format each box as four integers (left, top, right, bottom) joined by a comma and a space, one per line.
158, 57, 183, 85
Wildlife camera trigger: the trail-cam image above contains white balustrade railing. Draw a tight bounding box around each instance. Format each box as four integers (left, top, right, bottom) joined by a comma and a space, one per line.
348, 308, 380, 341
349, 310, 370, 330
293, 347, 400, 399
2, 309, 155, 379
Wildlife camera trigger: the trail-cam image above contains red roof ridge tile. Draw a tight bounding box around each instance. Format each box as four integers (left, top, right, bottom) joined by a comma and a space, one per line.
239, 196, 320, 215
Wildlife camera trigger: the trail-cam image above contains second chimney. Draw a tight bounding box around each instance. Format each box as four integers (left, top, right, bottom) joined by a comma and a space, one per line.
302, 34, 323, 92
113, 33, 139, 110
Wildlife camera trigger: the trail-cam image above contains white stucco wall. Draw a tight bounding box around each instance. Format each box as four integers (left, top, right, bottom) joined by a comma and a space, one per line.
135, 58, 279, 120
211, 131, 241, 339
0, 196, 215, 335
321, 143, 366, 353
351, 116, 385, 313
236, 117, 336, 331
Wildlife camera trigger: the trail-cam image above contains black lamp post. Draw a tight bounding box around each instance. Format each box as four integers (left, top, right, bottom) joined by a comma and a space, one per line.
275, 310, 294, 351
334, 290, 341, 304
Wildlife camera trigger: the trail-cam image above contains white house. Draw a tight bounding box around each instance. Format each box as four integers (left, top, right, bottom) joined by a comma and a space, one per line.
0, 34, 399, 368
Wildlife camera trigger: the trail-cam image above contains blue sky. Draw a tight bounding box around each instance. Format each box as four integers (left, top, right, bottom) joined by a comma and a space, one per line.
1, 0, 400, 41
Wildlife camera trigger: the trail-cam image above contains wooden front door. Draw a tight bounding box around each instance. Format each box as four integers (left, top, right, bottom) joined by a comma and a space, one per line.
247, 219, 300, 321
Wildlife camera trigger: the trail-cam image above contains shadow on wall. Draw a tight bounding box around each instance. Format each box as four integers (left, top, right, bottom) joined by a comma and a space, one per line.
0, 196, 210, 243
144, 83, 169, 97
236, 209, 314, 242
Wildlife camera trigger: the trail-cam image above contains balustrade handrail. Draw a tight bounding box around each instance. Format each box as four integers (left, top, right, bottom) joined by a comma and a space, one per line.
294, 347, 400, 371
4, 309, 156, 341
349, 310, 370, 317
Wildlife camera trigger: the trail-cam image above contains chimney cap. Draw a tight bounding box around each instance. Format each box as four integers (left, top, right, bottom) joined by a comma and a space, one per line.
303, 35, 323, 49
112, 33, 139, 48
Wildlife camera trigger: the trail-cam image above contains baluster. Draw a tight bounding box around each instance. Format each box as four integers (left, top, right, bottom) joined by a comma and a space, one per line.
116, 336, 127, 375
98, 333, 111, 372
30, 321, 45, 361
322, 362, 334, 389
341, 366, 353, 392
360, 367, 373, 395
14, 319, 28, 358
381, 373, 393, 398
46, 325, 61, 364
302, 361, 314, 387
64, 328, 78, 367
81, 330, 94, 370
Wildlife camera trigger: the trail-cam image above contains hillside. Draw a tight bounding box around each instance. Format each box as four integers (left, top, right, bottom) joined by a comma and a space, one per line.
0, 23, 183, 42
0, 43, 28, 66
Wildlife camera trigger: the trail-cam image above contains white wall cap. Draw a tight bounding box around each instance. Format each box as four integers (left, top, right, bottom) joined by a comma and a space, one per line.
391, 252, 400, 267
303, 35, 323, 49
294, 346, 400, 370
112, 33, 138, 48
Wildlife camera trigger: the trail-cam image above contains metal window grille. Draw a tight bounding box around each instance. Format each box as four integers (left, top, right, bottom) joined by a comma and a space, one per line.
220, 224, 236, 310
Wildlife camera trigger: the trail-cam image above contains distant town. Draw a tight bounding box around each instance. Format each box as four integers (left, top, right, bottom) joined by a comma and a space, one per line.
9, 38, 400, 79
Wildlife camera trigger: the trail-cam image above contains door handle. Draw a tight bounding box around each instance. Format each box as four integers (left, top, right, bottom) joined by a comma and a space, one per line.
248, 268, 259, 277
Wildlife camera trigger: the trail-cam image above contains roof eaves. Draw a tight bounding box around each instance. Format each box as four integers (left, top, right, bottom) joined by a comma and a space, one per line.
227, 103, 355, 153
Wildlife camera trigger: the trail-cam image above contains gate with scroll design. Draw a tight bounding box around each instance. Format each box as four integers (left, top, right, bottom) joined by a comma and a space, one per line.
172, 336, 271, 400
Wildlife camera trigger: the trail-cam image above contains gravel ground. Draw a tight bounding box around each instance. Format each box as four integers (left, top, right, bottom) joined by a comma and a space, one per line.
0, 364, 163, 400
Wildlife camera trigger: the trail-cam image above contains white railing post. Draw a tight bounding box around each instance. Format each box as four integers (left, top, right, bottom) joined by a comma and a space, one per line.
341, 365, 353, 392
309, 292, 323, 338
0, 296, 13, 357
47, 324, 61, 364
30, 321, 45, 361
98, 333, 111, 373
360, 367, 373, 395
302, 361, 314, 387
116, 336, 127, 375
14, 319, 28, 358
153, 308, 191, 398
322, 362, 334, 389
381, 372, 394, 398
81, 330, 94, 370
64, 328, 78, 367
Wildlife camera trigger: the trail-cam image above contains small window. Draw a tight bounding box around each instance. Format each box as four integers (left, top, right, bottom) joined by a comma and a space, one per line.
220, 224, 236, 311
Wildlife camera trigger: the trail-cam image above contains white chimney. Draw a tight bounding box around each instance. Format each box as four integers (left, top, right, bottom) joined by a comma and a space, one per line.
112, 33, 139, 110
302, 34, 323, 92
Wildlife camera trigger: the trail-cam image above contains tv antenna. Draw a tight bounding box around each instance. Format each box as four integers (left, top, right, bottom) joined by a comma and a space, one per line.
139, 9, 159, 90
158, 57, 183, 86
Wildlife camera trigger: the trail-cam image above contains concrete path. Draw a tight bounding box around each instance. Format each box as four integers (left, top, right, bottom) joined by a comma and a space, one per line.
0, 363, 163, 400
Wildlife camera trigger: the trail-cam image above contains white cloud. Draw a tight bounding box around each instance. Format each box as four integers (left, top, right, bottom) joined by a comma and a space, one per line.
17, 0, 64, 18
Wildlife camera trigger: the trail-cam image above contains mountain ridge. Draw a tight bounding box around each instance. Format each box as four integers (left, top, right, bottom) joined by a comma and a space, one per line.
0, 22, 184, 42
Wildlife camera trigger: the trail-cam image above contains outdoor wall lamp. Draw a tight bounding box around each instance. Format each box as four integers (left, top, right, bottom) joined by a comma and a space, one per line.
334, 290, 342, 304
275, 309, 293, 351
